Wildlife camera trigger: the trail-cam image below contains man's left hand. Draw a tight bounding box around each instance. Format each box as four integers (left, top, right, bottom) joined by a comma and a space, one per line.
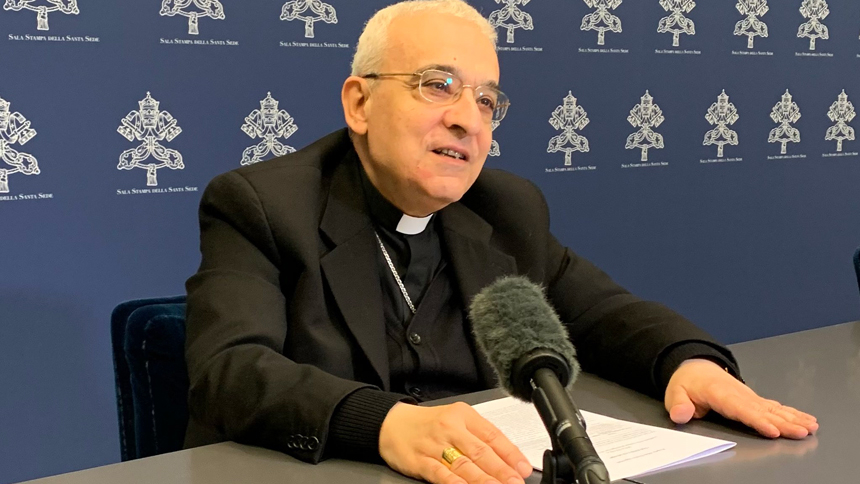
664, 358, 819, 439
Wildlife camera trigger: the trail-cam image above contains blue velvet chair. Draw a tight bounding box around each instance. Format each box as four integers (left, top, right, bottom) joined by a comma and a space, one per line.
111, 296, 188, 461
854, 247, 860, 296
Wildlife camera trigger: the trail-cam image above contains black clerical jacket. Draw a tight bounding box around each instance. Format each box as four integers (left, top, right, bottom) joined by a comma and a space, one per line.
184, 129, 737, 462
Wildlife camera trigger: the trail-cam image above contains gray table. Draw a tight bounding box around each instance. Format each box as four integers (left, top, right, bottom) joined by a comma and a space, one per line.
22, 321, 860, 484
637, 320, 860, 484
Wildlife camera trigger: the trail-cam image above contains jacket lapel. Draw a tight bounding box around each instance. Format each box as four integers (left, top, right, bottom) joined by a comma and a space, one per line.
438, 203, 517, 388
319, 154, 390, 390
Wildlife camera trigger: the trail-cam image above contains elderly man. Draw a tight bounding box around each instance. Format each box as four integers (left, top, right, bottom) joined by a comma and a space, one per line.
184, 1, 818, 484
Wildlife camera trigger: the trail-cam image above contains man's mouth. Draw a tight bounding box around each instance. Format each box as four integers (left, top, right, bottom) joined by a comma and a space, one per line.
432, 148, 468, 161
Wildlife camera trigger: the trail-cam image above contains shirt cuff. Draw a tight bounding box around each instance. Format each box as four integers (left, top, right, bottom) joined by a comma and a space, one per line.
656, 342, 743, 392
325, 388, 416, 462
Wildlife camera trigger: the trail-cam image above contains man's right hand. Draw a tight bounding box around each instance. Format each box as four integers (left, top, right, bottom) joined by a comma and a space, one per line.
379, 402, 533, 484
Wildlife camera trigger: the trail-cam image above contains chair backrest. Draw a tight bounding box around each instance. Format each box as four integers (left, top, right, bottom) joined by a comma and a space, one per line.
111, 296, 188, 461
854, 247, 860, 297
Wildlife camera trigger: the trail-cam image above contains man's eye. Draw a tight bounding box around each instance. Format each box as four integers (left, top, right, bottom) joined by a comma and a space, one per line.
478, 96, 497, 110
424, 81, 452, 93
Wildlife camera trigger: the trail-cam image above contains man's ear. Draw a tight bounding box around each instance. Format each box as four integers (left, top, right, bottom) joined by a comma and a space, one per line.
342, 76, 371, 135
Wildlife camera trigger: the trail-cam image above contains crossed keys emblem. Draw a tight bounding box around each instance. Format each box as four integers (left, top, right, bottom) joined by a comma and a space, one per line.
117, 92, 184, 187
240, 92, 298, 165
0, 96, 40, 193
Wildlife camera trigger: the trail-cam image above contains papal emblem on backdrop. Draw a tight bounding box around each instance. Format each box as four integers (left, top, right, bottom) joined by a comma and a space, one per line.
626, 91, 664, 162
3, 0, 79, 31
657, 0, 696, 47
489, 121, 501, 157
580, 0, 622, 46
240, 92, 298, 166
768, 90, 801, 155
825, 90, 855, 153
797, 0, 829, 51
280, 0, 337, 38
0, 96, 40, 193
547, 92, 590, 166
160, 0, 225, 35
703, 90, 740, 159
488, 0, 533, 44
116, 92, 184, 187
734, 0, 768, 49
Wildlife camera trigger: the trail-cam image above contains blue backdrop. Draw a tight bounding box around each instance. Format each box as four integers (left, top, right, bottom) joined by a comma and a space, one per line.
1, 1, 859, 482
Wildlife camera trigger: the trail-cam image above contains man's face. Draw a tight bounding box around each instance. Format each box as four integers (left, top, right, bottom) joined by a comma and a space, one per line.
361, 12, 499, 214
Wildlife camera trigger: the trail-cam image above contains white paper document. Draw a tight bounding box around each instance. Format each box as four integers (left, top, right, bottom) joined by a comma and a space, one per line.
473, 397, 736, 481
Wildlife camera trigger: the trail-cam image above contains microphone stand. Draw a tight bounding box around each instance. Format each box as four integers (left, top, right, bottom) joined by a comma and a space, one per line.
509, 349, 609, 484
540, 437, 575, 484
531, 368, 610, 484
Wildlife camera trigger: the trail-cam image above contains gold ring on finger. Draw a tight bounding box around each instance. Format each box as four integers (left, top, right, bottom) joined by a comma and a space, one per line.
442, 447, 465, 465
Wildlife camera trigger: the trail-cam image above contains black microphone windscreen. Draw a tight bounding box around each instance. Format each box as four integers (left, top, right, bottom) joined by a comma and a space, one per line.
469, 276, 580, 399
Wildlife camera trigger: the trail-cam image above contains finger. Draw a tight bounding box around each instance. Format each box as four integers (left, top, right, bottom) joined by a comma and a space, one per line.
451, 434, 524, 484
761, 412, 811, 440
772, 403, 818, 424
713, 394, 780, 438
742, 414, 781, 439
447, 453, 502, 484
464, 411, 532, 478
664, 384, 696, 424
423, 457, 467, 484
767, 406, 819, 434
670, 401, 697, 424
754, 400, 819, 434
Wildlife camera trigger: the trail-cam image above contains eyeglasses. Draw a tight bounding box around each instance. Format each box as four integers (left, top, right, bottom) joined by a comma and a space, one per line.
361, 69, 510, 123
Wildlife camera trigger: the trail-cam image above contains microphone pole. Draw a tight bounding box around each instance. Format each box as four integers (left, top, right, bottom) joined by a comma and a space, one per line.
531, 367, 609, 484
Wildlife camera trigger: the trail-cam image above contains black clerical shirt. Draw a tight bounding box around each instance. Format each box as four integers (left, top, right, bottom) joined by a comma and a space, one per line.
359, 166, 485, 402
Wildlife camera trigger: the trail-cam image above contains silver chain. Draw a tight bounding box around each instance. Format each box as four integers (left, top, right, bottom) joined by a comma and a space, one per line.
374, 231, 417, 314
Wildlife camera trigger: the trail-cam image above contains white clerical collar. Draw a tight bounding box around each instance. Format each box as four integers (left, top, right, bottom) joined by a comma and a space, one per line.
396, 213, 434, 235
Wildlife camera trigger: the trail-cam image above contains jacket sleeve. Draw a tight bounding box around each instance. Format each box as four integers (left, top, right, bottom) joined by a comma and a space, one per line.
537, 198, 738, 399
185, 170, 378, 462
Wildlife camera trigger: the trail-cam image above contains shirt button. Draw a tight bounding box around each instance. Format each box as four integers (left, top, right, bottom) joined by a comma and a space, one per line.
409, 387, 423, 399
409, 333, 422, 345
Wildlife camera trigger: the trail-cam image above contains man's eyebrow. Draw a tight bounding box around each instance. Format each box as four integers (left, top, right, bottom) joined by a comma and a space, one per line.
417, 64, 501, 90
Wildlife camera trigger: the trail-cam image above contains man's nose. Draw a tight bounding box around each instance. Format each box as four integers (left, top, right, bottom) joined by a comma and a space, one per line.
443, 88, 486, 137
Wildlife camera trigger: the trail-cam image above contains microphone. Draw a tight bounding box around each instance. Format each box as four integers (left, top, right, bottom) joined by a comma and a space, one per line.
470, 276, 610, 484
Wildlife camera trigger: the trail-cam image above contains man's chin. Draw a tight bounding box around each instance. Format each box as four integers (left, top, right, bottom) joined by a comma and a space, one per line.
424, 190, 468, 211
409, 176, 479, 211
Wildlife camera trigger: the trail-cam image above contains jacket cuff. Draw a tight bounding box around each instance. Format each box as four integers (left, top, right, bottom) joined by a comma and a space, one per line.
656, 342, 743, 392
326, 388, 416, 462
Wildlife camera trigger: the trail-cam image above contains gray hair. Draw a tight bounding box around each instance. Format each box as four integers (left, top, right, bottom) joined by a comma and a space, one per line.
351, 0, 498, 76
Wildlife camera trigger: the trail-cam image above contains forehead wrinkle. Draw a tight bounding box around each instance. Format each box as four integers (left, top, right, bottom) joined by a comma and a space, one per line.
416, 63, 501, 90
